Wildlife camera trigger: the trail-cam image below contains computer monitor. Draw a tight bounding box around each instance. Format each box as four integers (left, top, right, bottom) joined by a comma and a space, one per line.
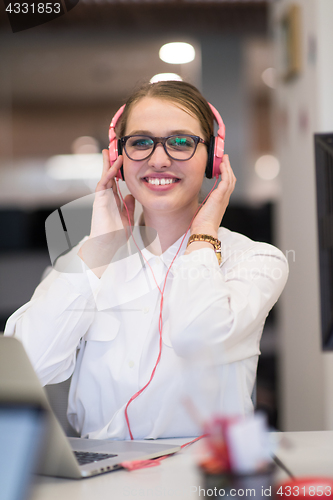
314, 132, 333, 349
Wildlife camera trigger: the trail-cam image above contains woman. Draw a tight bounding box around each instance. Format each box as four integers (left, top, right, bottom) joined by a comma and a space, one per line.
5, 81, 288, 440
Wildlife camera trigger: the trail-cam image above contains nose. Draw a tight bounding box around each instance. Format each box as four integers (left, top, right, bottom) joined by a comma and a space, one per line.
147, 143, 172, 169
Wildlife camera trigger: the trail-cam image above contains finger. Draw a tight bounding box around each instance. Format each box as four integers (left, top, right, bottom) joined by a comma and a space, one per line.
218, 156, 231, 190
224, 155, 237, 191
102, 154, 123, 183
101, 149, 123, 176
96, 150, 115, 192
215, 156, 235, 201
224, 154, 236, 180
96, 155, 123, 193
221, 154, 231, 175
105, 155, 123, 195
102, 149, 111, 175
221, 155, 235, 189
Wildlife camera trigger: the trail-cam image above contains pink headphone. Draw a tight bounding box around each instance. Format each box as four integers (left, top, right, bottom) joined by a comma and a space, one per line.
108, 102, 225, 180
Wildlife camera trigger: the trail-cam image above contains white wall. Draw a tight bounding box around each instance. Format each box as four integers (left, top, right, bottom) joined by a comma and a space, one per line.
272, 0, 333, 430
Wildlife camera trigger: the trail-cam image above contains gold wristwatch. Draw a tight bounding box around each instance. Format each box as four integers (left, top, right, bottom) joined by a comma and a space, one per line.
187, 234, 222, 265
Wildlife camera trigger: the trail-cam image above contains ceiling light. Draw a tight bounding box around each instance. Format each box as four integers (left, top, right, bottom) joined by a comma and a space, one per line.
46, 154, 102, 180
255, 155, 280, 180
71, 136, 100, 155
150, 73, 182, 83
159, 43, 195, 65
261, 68, 276, 89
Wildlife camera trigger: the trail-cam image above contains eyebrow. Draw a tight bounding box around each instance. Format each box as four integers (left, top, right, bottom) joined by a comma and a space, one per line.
125, 129, 197, 137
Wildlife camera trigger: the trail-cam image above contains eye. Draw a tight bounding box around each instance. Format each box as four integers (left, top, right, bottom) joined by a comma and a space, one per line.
167, 136, 194, 150
128, 136, 154, 149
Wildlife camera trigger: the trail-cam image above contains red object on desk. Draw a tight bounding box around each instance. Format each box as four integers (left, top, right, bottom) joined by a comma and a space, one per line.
276, 477, 333, 497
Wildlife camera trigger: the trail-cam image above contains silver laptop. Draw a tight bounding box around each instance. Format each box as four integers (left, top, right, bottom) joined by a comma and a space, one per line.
0, 336, 180, 479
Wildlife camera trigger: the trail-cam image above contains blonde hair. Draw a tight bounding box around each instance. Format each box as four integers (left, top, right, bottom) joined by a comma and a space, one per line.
116, 80, 214, 143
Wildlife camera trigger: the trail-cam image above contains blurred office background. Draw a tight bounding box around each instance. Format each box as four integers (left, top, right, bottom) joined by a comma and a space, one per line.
0, 0, 332, 432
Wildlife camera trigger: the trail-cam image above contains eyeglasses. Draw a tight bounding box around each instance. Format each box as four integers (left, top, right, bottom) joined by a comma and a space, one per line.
120, 134, 208, 161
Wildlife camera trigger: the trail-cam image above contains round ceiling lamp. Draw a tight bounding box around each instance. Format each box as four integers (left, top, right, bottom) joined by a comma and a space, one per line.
261, 68, 277, 89
71, 136, 99, 155
150, 73, 183, 83
255, 155, 280, 180
159, 42, 195, 65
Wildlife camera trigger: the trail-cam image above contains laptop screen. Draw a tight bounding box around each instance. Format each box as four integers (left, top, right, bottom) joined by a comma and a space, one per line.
0, 404, 46, 500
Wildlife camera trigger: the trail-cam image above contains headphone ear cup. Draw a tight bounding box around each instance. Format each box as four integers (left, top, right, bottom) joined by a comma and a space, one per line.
117, 138, 123, 156
109, 137, 124, 181
116, 139, 124, 180
109, 133, 118, 164
207, 102, 225, 178
205, 136, 215, 179
108, 104, 126, 181
212, 136, 224, 177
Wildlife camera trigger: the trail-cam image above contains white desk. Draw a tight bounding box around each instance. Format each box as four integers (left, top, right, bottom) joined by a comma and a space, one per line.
31, 438, 202, 500
30, 432, 333, 500
273, 431, 333, 479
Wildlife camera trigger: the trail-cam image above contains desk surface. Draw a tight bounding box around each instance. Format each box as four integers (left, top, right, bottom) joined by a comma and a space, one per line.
30, 432, 333, 500
274, 430, 333, 478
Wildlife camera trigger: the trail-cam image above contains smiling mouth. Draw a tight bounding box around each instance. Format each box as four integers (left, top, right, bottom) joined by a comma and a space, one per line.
142, 177, 181, 186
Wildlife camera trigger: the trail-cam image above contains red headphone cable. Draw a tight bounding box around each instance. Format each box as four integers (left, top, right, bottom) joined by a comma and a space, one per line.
116, 176, 219, 439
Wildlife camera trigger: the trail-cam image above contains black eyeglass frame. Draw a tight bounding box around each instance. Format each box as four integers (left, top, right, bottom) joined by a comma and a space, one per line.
119, 134, 209, 161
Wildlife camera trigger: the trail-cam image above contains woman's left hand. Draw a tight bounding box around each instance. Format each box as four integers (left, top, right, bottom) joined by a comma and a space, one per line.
190, 154, 236, 237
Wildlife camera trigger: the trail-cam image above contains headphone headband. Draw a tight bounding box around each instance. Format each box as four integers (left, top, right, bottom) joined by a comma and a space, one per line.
109, 104, 126, 143
108, 101, 225, 180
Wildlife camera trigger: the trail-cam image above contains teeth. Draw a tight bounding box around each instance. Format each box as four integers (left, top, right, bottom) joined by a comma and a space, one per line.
146, 178, 177, 185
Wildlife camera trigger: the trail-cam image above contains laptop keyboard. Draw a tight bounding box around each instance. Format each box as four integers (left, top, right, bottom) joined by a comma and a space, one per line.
74, 451, 118, 465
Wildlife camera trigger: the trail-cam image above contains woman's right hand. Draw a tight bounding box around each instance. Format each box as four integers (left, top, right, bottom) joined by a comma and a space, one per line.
79, 150, 135, 275
90, 149, 135, 239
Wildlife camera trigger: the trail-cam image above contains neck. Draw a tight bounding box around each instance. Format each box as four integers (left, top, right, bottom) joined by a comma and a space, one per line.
139, 204, 199, 254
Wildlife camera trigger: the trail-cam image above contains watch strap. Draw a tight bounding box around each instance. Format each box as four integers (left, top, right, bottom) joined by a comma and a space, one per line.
187, 234, 222, 265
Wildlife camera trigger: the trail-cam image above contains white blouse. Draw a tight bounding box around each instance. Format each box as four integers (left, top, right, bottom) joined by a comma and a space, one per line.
4, 227, 288, 440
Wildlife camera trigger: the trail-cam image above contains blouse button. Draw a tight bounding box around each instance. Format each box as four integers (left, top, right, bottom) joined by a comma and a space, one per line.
128, 360, 135, 368
143, 307, 149, 314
